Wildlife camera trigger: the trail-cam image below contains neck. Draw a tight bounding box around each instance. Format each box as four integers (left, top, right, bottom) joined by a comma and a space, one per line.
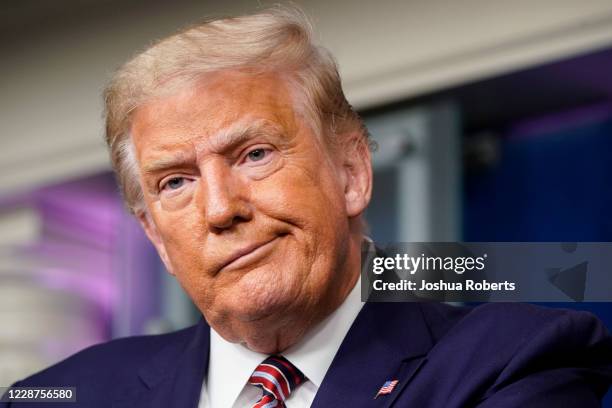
242, 234, 363, 354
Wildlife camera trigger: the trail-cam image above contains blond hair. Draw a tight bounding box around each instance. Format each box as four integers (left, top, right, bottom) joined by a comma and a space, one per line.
104, 5, 369, 214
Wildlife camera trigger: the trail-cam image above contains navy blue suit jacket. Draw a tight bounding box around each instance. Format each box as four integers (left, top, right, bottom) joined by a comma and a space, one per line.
3, 302, 612, 407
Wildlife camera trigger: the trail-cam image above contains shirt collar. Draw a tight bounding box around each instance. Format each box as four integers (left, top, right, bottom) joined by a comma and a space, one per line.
207, 239, 372, 407
208, 328, 267, 408
282, 271, 364, 387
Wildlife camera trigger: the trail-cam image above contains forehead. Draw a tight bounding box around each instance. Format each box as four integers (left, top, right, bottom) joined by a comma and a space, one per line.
130, 70, 300, 153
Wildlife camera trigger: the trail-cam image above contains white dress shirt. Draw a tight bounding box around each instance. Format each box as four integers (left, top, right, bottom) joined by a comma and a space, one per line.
198, 273, 365, 408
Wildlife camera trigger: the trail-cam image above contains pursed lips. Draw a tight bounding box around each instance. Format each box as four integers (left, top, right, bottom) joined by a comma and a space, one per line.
219, 236, 280, 272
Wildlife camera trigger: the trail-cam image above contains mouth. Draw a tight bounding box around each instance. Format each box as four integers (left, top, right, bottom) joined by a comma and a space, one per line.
219, 236, 281, 272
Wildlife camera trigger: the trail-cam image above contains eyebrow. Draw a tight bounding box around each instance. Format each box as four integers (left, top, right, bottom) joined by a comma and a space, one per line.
141, 119, 284, 174
207, 118, 284, 153
142, 151, 195, 174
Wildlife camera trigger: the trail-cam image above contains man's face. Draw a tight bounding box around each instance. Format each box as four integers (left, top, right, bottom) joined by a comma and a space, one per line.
130, 71, 369, 352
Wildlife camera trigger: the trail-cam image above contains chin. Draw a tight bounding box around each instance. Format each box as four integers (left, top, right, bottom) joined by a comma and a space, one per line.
227, 265, 302, 316
230, 290, 296, 323
208, 294, 302, 351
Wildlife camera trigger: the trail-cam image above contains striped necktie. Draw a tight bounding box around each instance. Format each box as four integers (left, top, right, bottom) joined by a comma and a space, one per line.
248, 355, 306, 408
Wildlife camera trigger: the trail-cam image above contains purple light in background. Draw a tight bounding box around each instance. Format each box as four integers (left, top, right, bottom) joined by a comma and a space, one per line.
35, 266, 117, 318
0, 172, 162, 340
508, 102, 612, 139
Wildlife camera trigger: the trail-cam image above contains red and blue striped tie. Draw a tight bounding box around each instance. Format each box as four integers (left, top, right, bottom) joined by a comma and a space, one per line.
249, 355, 306, 408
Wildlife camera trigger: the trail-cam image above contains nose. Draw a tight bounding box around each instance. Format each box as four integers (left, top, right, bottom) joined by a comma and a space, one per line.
199, 160, 252, 232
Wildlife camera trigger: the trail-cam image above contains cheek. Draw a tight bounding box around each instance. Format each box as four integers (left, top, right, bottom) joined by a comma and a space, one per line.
253, 161, 347, 231
157, 209, 199, 246
249, 162, 350, 287
152, 208, 209, 274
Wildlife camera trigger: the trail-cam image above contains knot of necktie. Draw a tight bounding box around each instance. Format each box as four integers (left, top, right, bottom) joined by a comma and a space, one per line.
248, 355, 306, 407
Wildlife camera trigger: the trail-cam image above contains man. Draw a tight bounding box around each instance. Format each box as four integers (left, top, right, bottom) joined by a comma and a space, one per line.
3, 6, 612, 408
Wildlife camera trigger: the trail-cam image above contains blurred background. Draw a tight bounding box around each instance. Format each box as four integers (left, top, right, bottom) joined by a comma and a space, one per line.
2, 0, 612, 399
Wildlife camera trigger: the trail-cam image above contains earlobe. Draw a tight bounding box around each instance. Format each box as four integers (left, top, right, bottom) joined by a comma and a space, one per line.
136, 210, 175, 275
342, 135, 373, 217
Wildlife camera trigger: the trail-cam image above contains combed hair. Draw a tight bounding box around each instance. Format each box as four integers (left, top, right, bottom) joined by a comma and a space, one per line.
104, 5, 370, 214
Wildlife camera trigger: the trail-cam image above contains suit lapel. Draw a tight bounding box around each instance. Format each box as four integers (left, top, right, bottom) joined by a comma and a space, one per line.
311, 302, 433, 408
112, 318, 210, 408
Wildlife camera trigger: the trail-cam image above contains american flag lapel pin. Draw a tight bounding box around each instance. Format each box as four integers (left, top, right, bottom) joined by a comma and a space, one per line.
374, 379, 399, 399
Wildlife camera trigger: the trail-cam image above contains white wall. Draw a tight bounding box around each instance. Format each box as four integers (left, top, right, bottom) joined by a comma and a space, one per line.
2, 0, 612, 196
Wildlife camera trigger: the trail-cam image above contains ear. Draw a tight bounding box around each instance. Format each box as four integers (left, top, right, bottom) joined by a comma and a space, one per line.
341, 134, 373, 217
136, 210, 175, 275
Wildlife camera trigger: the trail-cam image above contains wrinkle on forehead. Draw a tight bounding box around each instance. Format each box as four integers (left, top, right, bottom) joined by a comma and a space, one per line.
131, 70, 307, 164
194, 118, 287, 156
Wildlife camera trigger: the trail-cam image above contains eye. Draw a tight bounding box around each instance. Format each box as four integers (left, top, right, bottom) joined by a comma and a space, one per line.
246, 148, 267, 162
237, 145, 277, 172
162, 177, 185, 191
